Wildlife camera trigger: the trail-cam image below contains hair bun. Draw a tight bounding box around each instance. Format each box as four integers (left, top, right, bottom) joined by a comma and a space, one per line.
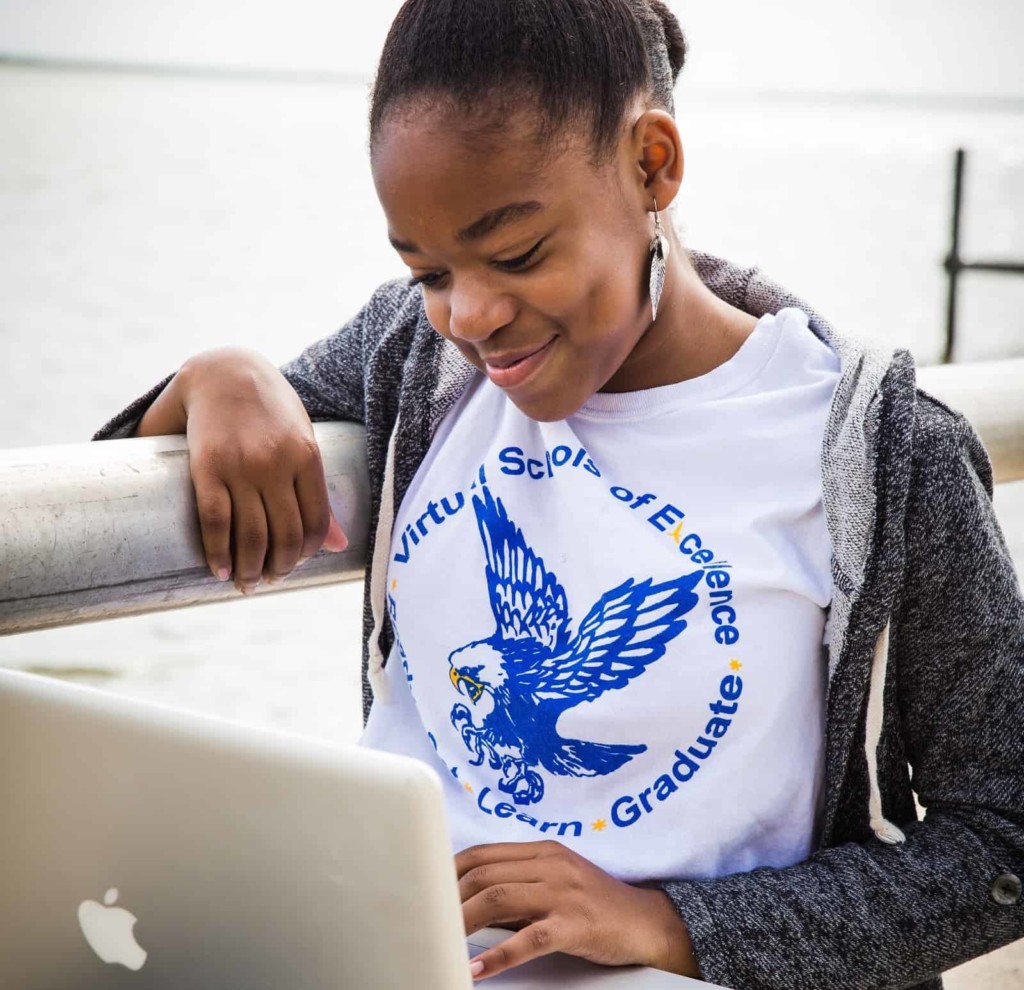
645, 0, 687, 80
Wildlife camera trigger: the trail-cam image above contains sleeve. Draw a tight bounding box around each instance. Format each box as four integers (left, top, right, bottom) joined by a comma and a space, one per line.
91, 371, 178, 441
658, 403, 1024, 990
91, 280, 414, 441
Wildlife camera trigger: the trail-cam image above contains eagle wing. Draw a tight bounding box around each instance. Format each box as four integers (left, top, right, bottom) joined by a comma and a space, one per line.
473, 487, 570, 651
523, 569, 704, 704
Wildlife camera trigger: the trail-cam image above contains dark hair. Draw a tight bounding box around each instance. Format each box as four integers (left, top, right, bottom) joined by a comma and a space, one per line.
369, 0, 687, 157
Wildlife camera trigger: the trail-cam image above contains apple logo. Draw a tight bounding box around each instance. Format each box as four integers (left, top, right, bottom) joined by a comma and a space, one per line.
77, 888, 148, 971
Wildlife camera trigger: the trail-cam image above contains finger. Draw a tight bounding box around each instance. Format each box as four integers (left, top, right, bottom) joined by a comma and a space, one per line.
455, 840, 559, 880
462, 881, 547, 938
469, 921, 564, 982
293, 462, 345, 559
229, 483, 268, 594
459, 860, 546, 904
192, 471, 233, 582
260, 487, 305, 583
323, 513, 349, 552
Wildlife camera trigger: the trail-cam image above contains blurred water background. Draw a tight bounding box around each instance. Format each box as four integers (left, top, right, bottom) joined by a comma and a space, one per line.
1, 2, 1023, 984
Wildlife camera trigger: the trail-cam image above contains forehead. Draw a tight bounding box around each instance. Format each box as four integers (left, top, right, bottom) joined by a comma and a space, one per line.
370, 106, 603, 247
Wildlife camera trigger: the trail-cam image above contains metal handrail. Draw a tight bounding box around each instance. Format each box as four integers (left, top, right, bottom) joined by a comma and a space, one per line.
2, 361, 1022, 636
0, 422, 370, 636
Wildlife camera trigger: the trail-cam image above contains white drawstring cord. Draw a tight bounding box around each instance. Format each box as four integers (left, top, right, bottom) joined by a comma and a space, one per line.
864, 620, 907, 845
367, 416, 401, 702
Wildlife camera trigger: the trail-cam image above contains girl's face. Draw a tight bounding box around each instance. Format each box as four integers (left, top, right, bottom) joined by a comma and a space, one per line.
371, 106, 664, 421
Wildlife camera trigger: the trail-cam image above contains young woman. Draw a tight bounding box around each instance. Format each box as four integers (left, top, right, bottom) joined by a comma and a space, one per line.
95, 1, 1024, 986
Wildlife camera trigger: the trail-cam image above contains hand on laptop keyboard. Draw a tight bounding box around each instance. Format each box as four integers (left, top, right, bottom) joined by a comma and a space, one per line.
455, 839, 700, 982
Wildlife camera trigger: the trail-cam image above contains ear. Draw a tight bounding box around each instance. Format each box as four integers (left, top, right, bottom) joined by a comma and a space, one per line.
630, 109, 684, 212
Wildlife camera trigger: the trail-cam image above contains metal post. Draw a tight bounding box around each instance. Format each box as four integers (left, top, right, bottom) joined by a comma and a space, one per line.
942, 148, 965, 365
942, 148, 1024, 364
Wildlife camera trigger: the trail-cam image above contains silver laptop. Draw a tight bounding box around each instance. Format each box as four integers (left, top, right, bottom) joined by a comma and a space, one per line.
0, 667, 709, 989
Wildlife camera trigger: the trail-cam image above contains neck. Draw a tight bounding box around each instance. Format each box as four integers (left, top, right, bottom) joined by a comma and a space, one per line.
601, 244, 758, 393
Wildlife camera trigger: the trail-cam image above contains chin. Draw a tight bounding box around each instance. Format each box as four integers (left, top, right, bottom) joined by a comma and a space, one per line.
509, 390, 588, 423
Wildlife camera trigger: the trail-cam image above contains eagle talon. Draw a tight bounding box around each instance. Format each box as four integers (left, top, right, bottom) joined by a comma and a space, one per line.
498, 757, 545, 805
466, 732, 499, 768
451, 710, 499, 769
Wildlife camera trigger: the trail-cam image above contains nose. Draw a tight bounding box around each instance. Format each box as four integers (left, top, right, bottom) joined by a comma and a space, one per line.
447, 276, 516, 343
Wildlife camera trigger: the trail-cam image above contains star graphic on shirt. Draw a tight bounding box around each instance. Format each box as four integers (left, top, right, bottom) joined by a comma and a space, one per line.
669, 522, 684, 545
591, 818, 608, 832
391, 578, 397, 591
730, 659, 743, 670
464, 782, 474, 793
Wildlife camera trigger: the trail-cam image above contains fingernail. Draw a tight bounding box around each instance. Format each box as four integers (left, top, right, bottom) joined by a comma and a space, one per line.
240, 583, 257, 596
470, 959, 485, 978
265, 575, 284, 586
216, 567, 231, 582
297, 556, 310, 566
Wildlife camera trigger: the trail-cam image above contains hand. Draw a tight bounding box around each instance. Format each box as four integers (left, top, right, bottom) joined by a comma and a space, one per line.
144, 347, 349, 593
456, 839, 700, 982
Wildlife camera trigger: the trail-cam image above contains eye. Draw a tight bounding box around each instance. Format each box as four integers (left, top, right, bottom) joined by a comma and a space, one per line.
407, 238, 546, 289
407, 271, 448, 290
494, 238, 545, 272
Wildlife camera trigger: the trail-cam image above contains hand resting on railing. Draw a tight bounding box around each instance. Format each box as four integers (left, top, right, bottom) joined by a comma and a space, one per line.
134, 346, 349, 595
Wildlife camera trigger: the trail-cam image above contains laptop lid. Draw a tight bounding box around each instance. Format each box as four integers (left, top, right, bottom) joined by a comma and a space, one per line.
0, 666, 475, 990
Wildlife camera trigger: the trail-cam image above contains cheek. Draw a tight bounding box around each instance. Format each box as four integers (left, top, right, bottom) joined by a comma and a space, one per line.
561, 228, 646, 316
526, 251, 636, 331
557, 254, 646, 352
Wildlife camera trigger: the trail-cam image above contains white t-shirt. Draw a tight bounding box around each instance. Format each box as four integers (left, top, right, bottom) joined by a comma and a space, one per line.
360, 307, 841, 884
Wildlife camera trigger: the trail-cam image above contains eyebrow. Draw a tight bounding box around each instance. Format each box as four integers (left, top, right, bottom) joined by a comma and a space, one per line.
458, 200, 544, 243
388, 200, 544, 254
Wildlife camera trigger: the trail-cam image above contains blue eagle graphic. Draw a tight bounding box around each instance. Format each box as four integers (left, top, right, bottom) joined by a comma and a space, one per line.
447, 486, 703, 806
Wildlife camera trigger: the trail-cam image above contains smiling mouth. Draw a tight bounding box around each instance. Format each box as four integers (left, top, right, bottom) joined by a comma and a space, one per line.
482, 338, 555, 370
480, 337, 557, 389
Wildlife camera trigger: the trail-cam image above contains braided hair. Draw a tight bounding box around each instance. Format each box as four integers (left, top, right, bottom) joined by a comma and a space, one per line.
369, 0, 687, 159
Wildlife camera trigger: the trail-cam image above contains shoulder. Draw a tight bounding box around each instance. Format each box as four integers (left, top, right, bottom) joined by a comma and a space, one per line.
910, 386, 994, 500
359, 277, 427, 340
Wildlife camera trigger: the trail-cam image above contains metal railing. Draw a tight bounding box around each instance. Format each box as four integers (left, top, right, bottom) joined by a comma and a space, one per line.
0, 422, 370, 635
2, 363, 1023, 636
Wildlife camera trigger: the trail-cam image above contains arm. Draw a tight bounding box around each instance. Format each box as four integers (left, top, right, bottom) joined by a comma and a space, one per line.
91, 283, 406, 589
657, 400, 1024, 989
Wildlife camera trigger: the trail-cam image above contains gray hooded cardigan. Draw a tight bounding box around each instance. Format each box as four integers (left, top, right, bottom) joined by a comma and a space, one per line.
94, 251, 1024, 990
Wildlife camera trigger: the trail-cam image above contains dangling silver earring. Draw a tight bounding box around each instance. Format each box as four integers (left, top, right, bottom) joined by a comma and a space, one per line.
649, 198, 671, 320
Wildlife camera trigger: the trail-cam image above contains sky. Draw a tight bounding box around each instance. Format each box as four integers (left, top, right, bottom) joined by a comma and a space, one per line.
0, 0, 1022, 99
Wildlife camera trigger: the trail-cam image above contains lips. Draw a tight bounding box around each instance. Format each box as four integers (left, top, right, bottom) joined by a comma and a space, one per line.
481, 337, 556, 388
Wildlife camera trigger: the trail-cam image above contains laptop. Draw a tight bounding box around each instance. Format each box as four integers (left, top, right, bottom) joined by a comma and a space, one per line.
0, 667, 711, 989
